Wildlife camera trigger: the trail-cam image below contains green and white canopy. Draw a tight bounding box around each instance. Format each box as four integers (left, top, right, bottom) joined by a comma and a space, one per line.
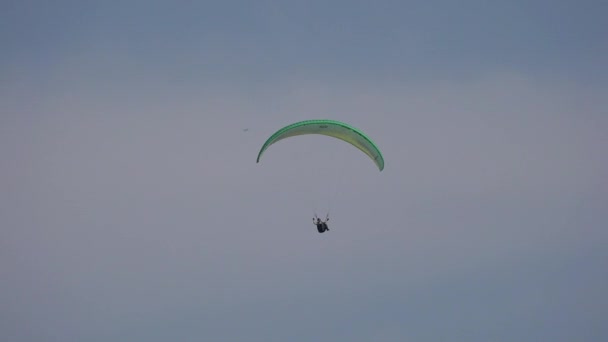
256, 119, 384, 171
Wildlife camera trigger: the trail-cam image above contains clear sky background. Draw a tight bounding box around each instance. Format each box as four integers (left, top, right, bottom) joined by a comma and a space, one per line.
2, 1, 607, 341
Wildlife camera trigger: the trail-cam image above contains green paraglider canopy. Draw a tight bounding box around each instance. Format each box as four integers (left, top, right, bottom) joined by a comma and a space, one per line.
256, 119, 384, 171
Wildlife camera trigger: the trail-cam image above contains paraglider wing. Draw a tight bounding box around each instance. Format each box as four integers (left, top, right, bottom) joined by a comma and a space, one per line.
256, 120, 384, 171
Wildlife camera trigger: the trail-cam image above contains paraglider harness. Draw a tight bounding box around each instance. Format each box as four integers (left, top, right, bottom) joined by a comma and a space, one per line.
313, 214, 330, 233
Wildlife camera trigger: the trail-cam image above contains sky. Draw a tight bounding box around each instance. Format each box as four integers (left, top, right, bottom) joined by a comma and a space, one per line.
1, 1, 607, 341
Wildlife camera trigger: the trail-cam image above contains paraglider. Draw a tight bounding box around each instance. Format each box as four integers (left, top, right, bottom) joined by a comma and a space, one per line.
313, 215, 330, 233
256, 119, 384, 233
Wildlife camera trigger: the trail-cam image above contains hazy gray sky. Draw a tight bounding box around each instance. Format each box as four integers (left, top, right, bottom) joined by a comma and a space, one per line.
2, 1, 607, 341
